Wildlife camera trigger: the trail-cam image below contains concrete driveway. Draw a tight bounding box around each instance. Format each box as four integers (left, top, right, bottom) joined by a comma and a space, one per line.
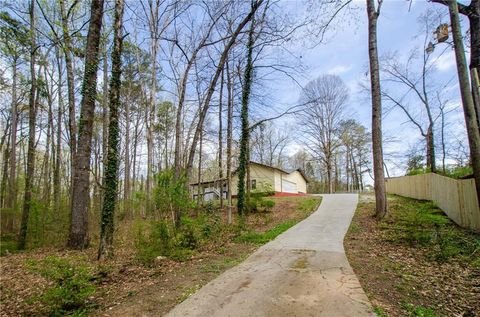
166, 194, 374, 317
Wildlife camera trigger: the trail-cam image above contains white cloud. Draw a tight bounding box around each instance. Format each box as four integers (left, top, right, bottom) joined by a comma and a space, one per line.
327, 64, 352, 75
433, 51, 456, 72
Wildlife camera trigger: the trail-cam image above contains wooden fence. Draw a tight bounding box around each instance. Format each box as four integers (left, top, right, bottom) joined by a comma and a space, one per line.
385, 173, 480, 231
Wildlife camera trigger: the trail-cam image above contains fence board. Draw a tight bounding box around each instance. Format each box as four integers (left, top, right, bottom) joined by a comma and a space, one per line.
385, 173, 480, 231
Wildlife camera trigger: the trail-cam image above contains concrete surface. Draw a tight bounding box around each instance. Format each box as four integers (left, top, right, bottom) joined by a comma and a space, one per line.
165, 194, 375, 317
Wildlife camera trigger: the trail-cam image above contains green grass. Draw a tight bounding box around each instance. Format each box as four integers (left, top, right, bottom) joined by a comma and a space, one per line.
373, 306, 389, 317
236, 196, 321, 245
402, 303, 437, 317
298, 197, 321, 213
235, 220, 296, 244
383, 196, 480, 267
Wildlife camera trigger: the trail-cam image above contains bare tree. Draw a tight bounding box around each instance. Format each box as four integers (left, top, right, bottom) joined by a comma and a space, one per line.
299, 74, 348, 194
251, 122, 290, 168
18, 0, 38, 250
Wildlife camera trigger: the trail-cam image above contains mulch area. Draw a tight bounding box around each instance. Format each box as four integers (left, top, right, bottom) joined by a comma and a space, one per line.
344, 195, 480, 317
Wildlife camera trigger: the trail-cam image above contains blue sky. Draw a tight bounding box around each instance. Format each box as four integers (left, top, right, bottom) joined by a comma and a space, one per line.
266, 0, 468, 178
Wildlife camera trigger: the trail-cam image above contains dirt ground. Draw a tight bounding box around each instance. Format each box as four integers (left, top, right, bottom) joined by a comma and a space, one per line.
0, 196, 320, 316
344, 194, 480, 317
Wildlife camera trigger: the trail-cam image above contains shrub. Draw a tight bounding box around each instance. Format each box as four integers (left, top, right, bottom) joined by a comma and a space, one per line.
135, 220, 174, 265
27, 256, 95, 316
153, 169, 192, 218
259, 199, 275, 212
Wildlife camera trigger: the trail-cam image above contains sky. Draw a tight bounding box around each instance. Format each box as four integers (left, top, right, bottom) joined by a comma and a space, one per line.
264, 0, 469, 179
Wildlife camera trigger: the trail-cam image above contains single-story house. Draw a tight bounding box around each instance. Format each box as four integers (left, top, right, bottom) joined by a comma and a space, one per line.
191, 161, 309, 201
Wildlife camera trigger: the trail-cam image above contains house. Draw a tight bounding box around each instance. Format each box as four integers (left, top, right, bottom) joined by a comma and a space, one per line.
191, 161, 309, 201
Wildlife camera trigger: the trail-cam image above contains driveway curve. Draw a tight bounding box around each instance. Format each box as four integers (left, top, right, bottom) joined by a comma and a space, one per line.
166, 194, 374, 317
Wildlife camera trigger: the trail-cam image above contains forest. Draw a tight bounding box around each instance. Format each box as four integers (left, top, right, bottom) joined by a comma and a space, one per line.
0, 0, 479, 316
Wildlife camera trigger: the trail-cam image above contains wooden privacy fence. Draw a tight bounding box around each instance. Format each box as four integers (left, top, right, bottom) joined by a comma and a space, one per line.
385, 173, 480, 231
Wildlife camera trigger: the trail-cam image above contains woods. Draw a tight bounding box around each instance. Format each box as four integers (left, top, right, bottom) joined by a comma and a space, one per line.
0, 0, 479, 314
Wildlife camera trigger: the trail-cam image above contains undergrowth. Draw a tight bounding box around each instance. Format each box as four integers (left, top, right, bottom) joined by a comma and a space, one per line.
26, 256, 96, 316
382, 196, 480, 267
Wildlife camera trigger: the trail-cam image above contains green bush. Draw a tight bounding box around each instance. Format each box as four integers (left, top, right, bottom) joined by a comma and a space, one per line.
259, 199, 275, 212
135, 220, 174, 265
27, 256, 95, 316
135, 216, 223, 264
153, 169, 192, 218
0, 233, 18, 256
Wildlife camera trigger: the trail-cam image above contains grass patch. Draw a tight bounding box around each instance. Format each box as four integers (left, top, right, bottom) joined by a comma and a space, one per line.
382, 196, 480, 266
402, 302, 437, 317
345, 194, 480, 316
373, 306, 388, 317
26, 256, 96, 316
236, 220, 296, 244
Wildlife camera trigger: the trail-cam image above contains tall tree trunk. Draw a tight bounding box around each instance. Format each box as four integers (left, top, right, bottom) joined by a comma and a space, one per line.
1, 141, 9, 209
146, 11, 159, 214
59, 0, 77, 180
102, 44, 109, 189
367, 0, 387, 218
124, 90, 131, 217
226, 60, 233, 224
345, 148, 350, 192
426, 125, 436, 173
218, 69, 224, 208
68, 0, 105, 249
237, 15, 255, 216
441, 106, 446, 174
18, 0, 38, 249
6, 57, 18, 231
98, 0, 124, 260
197, 127, 203, 206
447, 1, 480, 209
54, 49, 63, 215
43, 75, 53, 207
468, 0, 480, 131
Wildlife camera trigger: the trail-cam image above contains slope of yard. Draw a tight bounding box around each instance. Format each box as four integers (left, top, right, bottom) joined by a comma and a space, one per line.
344, 194, 480, 317
0, 196, 320, 317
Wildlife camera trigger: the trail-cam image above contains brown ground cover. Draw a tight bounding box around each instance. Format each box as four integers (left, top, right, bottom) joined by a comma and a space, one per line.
344, 194, 480, 317
0, 195, 320, 316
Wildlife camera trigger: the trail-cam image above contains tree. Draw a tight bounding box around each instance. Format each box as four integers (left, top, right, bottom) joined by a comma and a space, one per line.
367, 0, 387, 218
299, 75, 348, 194
431, 0, 480, 130
381, 14, 441, 173
251, 122, 290, 168
237, 6, 256, 216
444, 1, 480, 208
18, 0, 38, 250
68, 0, 105, 249
0, 12, 28, 231
98, 0, 125, 260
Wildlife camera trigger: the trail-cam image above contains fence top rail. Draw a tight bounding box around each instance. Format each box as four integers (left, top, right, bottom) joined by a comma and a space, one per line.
386, 173, 473, 183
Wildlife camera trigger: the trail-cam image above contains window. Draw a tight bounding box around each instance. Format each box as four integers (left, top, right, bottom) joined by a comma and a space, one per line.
251, 179, 257, 190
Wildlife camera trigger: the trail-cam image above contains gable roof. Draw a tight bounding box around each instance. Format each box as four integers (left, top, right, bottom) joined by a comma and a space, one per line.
248, 161, 309, 183
189, 161, 310, 186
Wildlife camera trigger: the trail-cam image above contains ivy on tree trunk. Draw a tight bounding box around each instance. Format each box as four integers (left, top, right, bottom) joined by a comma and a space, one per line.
237, 12, 255, 216
98, 0, 125, 260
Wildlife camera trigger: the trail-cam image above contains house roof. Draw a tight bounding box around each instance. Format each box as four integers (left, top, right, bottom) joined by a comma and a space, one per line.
190, 161, 309, 186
